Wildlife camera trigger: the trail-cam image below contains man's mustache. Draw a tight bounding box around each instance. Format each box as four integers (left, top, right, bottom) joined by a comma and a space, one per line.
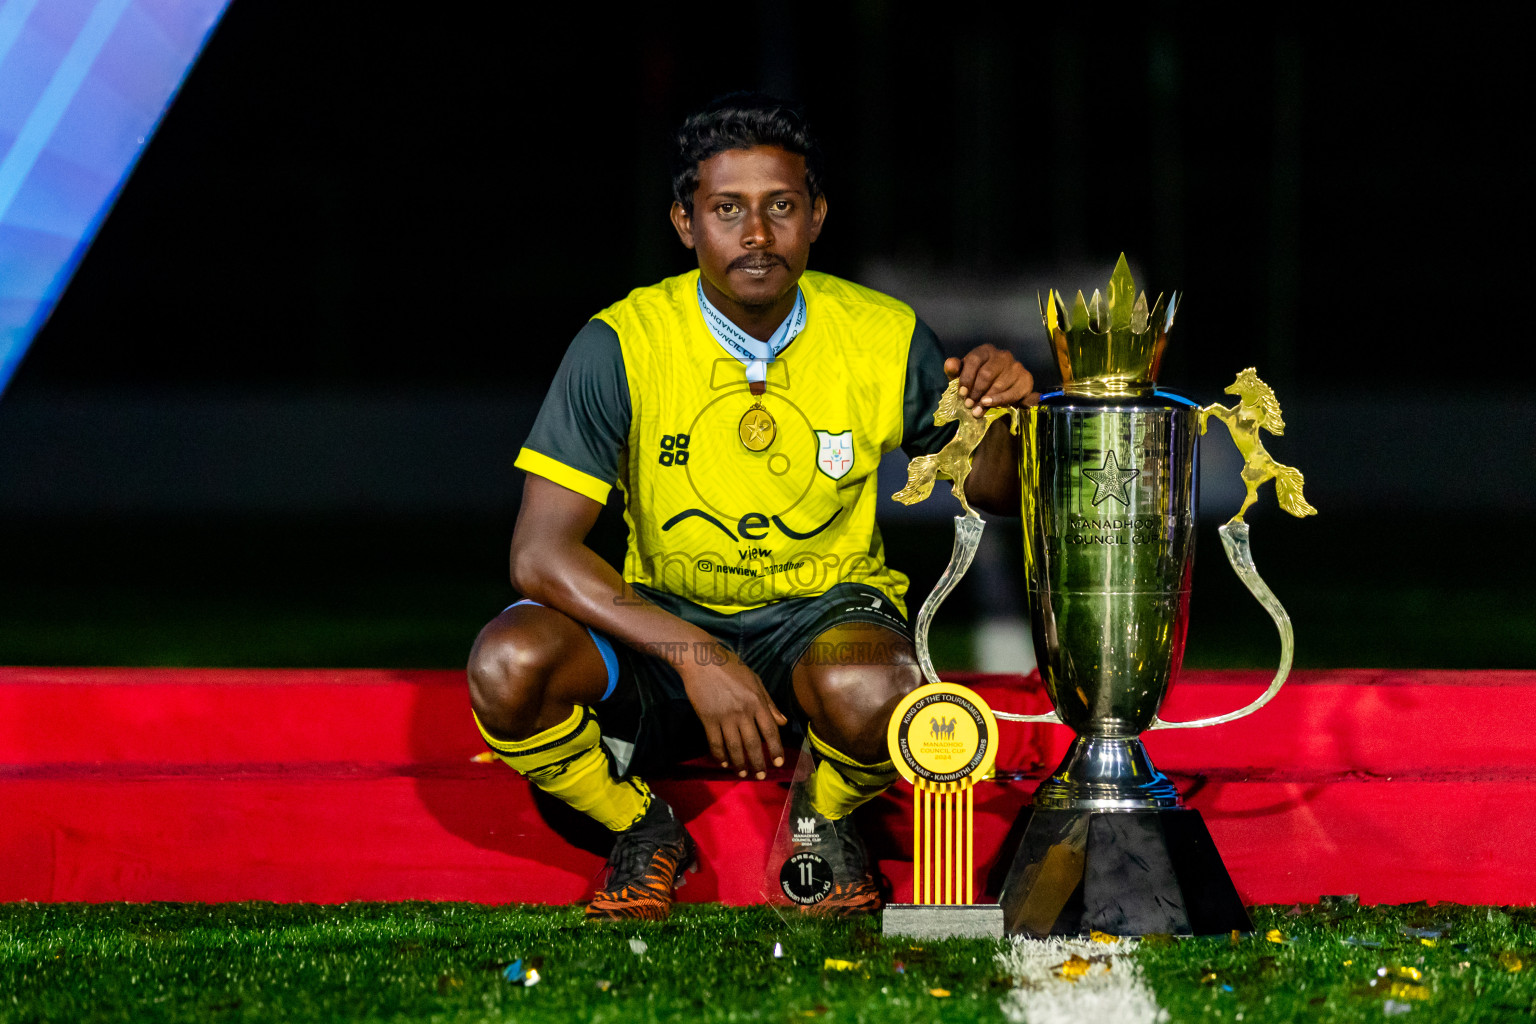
729, 253, 788, 271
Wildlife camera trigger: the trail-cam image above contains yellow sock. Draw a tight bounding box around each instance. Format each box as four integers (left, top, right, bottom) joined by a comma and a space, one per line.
806, 727, 899, 821
474, 706, 651, 832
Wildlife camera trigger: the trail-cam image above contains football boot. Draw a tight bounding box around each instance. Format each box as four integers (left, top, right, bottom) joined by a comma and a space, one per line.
783, 784, 883, 917
585, 798, 697, 921
803, 813, 882, 916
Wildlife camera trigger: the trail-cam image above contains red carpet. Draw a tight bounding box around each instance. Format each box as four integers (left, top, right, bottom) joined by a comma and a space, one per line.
2, 667, 1532, 906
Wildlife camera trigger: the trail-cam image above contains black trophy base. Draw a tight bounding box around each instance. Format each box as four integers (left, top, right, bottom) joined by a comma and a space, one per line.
998, 807, 1251, 938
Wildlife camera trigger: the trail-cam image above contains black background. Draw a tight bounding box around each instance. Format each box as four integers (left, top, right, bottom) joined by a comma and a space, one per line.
2, 3, 1532, 670
16, 4, 1532, 395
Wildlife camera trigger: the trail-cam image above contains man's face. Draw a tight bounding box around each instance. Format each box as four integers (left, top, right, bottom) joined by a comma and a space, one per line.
670, 145, 827, 318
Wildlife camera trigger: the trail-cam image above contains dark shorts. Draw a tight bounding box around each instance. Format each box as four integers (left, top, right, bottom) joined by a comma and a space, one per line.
580, 582, 911, 777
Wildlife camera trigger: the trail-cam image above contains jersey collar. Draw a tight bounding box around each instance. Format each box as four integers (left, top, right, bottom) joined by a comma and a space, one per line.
696, 278, 807, 387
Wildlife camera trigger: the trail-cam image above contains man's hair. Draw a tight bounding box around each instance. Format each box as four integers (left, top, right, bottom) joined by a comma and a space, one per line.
671, 92, 825, 215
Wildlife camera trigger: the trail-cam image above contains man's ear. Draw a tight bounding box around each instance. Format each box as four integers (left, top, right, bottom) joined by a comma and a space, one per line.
670, 201, 695, 249
808, 194, 827, 243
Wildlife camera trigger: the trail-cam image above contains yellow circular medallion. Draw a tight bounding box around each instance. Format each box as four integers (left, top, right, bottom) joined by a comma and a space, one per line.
886, 682, 998, 786
739, 404, 776, 451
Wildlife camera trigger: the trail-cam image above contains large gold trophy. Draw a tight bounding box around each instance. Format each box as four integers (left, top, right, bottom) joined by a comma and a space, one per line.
892, 255, 1314, 938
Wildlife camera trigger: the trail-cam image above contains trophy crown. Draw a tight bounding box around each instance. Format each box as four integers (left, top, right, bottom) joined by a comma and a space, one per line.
1040, 253, 1179, 394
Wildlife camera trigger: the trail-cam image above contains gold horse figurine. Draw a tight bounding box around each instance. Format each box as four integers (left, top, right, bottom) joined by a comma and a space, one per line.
894, 379, 1016, 518
1200, 368, 1317, 525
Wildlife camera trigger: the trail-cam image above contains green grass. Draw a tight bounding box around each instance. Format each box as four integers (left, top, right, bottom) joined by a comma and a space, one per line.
1138, 902, 1535, 1023
0, 903, 1001, 1024
1, 902, 1530, 1023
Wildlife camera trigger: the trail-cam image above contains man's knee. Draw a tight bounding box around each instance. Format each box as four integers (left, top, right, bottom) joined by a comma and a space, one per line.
801, 657, 921, 763
467, 619, 549, 734
812, 659, 920, 713
467, 607, 598, 738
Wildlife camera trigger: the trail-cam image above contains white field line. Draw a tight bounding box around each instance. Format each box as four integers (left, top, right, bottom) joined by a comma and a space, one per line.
996, 936, 1168, 1024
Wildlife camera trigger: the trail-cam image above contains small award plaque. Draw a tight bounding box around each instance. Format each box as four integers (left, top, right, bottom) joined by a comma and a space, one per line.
881, 681, 1005, 940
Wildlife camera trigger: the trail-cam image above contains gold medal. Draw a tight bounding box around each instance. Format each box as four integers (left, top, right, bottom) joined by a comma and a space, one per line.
739, 400, 776, 451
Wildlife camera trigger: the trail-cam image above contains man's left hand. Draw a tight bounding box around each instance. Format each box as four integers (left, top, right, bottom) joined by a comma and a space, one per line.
944, 345, 1038, 417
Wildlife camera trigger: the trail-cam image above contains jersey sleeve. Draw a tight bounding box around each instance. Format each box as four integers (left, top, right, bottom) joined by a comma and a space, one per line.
900, 317, 959, 458
514, 319, 631, 504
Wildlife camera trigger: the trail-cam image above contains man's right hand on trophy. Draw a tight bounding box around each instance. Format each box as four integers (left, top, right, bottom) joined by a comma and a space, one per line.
913, 344, 1037, 517
944, 344, 1039, 416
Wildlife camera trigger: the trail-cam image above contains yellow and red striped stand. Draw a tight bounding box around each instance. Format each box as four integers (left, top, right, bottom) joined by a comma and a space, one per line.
886, 682, 999, 907
911, 778, 977, 904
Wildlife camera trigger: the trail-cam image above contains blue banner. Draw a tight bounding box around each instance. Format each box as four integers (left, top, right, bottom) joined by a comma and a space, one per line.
0, 0, 229, 395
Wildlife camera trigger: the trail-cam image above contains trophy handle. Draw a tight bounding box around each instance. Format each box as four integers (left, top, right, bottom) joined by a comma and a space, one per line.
913, 516, 985, 687
1149, 521, 1292, 730
915, 516, 1063, 722
994, 708, 1066, 725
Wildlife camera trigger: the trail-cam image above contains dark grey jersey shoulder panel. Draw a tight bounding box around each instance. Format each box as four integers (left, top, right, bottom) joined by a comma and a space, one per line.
521, 318, 631, 487
901, 317, 959, 458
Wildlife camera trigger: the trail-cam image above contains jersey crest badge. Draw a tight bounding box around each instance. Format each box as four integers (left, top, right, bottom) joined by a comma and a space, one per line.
815, 430, 854, 481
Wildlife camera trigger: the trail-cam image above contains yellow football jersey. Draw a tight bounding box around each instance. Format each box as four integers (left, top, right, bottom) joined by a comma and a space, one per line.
515, 269, 950, 616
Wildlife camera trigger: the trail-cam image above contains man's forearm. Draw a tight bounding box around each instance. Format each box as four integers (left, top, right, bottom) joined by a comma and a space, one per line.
964, 416, 1023, 517
511, 541, 717, 663
508, 503, 789, 774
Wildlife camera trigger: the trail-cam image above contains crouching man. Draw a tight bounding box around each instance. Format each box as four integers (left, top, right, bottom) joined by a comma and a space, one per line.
468, 93, 1031, 919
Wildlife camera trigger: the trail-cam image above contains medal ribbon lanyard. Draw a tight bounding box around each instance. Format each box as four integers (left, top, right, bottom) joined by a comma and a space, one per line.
696, 279, 806, 394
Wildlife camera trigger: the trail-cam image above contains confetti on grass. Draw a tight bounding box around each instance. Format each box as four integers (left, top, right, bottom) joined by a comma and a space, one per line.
1387, 982, 1430, 1001
1054, 955, 1095, 981
997, 936, 1167, 1024
501, 960, 540, 987
1378, 966, 1422, 983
